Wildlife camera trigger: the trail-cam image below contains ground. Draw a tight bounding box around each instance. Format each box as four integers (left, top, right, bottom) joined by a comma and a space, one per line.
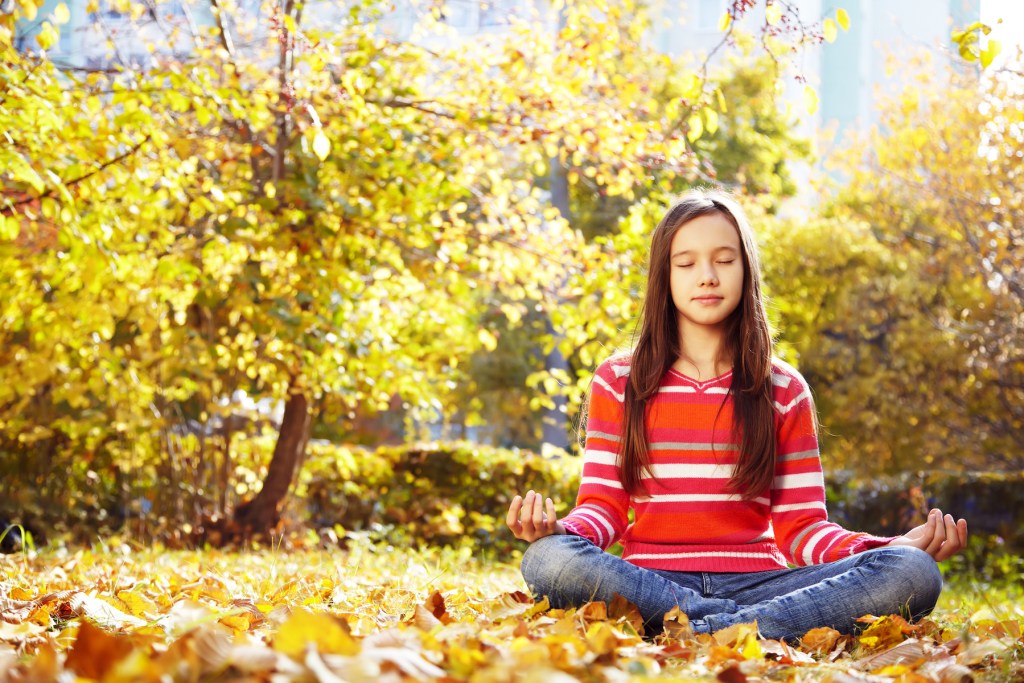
0, 541, 1021, 682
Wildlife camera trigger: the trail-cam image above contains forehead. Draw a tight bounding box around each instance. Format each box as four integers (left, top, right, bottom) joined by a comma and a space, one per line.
669, 212, 741, 253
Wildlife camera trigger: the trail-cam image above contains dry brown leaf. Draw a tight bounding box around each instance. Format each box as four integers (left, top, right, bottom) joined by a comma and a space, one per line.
64, 620, 134, 679
917, 654, 975, 683
662, 606, 693, 641
801, 626, 841, 653
0, 620, 47, 646
716, 663, 748, 683
712, 621, 759, 648
578, 600, 608, 623
411, 603, 444, 631
853, 637, 928, 671
489, 591, 534, 620
608, 593, 644, 635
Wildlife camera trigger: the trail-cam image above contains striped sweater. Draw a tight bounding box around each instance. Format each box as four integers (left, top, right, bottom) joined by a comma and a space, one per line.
560, 356, 894, 572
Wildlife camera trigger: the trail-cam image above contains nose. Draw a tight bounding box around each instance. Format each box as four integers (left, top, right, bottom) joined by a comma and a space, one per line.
699, 264, 719, 287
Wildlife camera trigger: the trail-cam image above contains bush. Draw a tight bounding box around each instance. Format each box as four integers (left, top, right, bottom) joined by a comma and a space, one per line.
294, 440, 580, 557
826, 470, 1024, 553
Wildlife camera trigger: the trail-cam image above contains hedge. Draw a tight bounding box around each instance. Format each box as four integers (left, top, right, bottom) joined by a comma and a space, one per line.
294, 441, 1024, 558
295, 440, 579, 556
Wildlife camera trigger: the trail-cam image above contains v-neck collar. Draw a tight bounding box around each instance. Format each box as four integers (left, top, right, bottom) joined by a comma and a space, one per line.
667, 367, 733, 391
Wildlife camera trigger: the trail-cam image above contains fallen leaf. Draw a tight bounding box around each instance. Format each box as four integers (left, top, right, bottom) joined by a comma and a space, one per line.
854, 637, 928, 671
274, 609, 360, 658
64, 620, 134, 679
857, 615, 906, 651
801, 626, 841, 653
663, 606, 692, 641
717, 663, 748, 682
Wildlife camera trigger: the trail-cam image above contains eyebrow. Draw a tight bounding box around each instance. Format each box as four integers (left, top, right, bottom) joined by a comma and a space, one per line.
671, 246, 740, 259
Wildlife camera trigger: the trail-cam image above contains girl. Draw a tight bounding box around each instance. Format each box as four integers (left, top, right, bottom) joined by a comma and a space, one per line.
506, 189, 968, 640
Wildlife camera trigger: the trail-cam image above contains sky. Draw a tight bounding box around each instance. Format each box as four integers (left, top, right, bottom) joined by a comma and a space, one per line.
981, 0, 1024, 68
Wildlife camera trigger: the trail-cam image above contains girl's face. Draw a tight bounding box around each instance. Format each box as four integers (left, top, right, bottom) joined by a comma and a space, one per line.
667, 211, 745, 336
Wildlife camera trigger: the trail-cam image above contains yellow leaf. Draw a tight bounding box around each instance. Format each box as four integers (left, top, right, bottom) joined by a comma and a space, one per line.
837, 8, 850, 31
35, 21, 58, 50
681, 73, 701, 100
273, 609, 359, 658
765, 3, 782, 26
53, 2, 70, 24
803, 84, 819, 115
477, 328, 498, 352
585, 622, 619, 655
717, 11, 731, 32
19, 0, 37, 21
740, 631, 763, 659
823, 18, 838, 43
980, 40, 1001, 69
686, 112, 703, 142
704, 108, 719, 135
312, 130, 331, 161
0, 216, 17, 241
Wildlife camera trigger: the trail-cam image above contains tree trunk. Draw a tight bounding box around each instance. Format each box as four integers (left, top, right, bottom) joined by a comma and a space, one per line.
233, 388, 310, 536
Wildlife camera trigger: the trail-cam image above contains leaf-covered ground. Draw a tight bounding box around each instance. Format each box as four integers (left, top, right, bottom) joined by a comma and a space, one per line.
1, 541, 1021, 682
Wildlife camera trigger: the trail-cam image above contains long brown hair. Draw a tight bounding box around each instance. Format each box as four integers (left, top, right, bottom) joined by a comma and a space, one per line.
620, 189, 775, 500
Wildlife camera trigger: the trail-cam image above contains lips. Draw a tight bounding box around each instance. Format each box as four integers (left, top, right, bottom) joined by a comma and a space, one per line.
693, 296, 723, 303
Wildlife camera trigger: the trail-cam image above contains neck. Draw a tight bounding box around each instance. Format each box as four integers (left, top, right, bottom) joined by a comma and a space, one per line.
676, 322, 731, 376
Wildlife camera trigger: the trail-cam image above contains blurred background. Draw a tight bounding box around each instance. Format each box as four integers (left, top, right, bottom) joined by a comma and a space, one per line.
1, 0, 1020, 571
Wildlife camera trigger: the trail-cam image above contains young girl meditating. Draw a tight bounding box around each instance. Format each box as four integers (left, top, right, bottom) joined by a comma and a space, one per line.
506, 190, 968, 640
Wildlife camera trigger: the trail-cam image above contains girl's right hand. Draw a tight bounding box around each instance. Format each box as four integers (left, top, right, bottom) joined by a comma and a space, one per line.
506, 490, 565, 542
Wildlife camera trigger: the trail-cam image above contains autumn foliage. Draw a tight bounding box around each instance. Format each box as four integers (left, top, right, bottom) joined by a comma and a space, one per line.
1, 547, 1022, 682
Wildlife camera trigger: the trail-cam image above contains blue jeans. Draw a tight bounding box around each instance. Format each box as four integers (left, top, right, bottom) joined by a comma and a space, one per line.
520, 534, 942, 640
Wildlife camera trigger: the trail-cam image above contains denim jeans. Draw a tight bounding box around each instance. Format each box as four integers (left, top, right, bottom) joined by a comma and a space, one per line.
520, 534, 942, 641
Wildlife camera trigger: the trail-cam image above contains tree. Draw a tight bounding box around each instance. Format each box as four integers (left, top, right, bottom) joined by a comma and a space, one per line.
2, 0, 846, 538
756, 54, 1023, 475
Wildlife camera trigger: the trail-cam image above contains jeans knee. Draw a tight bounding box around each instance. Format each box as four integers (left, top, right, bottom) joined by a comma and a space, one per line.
520, 534, 589, 598
889, 546, 943, 615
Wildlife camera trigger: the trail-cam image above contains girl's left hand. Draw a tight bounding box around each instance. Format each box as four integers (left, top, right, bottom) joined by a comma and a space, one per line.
889, 508, 968, 561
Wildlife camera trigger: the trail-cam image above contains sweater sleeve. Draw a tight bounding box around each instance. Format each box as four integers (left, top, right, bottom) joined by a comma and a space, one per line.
560, 359, 631, 550
770, 369, 895, 565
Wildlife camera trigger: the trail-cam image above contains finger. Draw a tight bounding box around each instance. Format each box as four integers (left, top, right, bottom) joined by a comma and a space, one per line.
532, 491, 545, 528
943, 514, 958, 547
545, 497, 557, 531
506, 495, 523, 532
957, 518, 968, 546
923, 510, 944, 557
520, 491, 536, 531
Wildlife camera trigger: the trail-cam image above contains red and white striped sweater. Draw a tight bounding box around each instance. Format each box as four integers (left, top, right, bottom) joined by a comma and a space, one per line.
560, 356, 894, 572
